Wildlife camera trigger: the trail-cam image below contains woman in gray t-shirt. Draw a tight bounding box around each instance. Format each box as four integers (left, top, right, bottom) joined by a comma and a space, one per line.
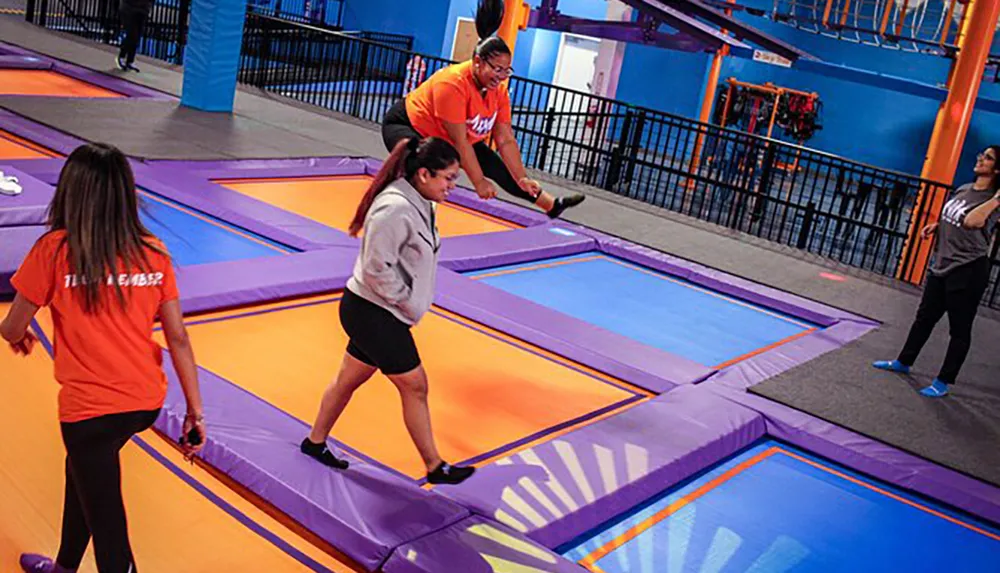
874, 145, 1000, 397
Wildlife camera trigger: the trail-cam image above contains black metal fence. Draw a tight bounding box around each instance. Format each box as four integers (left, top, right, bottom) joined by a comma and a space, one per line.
25, 0, 191, 64
237, 15, 998, 307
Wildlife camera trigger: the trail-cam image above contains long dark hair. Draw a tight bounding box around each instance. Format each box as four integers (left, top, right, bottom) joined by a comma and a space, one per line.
474, 0, 511, 61
349, 137, 460, 237
984, 144, 1000, 193
47, 143, 161, 312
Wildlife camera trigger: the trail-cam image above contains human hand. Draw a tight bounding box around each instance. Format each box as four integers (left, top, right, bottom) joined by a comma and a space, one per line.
8, 331, 37, 356
920, 222, 939, 240
518, 177, 543, 199
180, 412, 206, 462
474, 179, 498, 200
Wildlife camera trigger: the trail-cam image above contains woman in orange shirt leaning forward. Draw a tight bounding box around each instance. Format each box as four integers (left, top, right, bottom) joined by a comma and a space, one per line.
1, 143, 205, 573
382, 0, 586, 219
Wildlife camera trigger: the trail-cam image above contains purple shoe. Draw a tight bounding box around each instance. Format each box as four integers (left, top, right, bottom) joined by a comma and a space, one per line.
19, 554, 75, 573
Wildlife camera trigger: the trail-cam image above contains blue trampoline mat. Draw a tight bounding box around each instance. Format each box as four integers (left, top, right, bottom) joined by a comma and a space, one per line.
561, 441, 1000, 573
466, 253, 815, 367
139, 191, 289, 266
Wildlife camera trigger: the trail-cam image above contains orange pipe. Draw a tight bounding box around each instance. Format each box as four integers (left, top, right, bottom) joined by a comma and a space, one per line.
940, 0, 958, 46
879, 0, 893, 36
894, 0, 909, 38
899, 0, 1000, 283
498, 0, 529, 60
822, 0, 834, 27
839, 0, 852, 27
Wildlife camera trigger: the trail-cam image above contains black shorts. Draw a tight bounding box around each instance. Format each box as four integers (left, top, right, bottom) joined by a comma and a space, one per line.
340, 287, 421, 375
382, 99, 421, 152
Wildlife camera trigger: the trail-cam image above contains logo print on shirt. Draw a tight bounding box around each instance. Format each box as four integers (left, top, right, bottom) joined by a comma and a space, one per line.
941, 198, 970, 226
467, 112, 498, 138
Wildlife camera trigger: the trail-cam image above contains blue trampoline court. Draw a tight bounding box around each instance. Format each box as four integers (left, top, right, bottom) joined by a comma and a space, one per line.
561, 441, 1000, 573
467, 253, 817, 368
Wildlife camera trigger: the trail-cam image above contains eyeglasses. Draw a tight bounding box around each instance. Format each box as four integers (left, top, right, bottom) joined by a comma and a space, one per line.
483, 60, 514, 78
978, 152, 996, 162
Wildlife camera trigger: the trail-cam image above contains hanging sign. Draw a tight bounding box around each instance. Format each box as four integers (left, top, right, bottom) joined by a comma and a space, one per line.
753, 50, 793, 68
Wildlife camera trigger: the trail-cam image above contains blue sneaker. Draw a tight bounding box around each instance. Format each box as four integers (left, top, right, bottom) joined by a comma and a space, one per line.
919, 379, 949, 398
872, 359, 910, 374
19, 554, 75, 573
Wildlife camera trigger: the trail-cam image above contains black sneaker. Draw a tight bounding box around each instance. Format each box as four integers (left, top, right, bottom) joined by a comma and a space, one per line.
126, 63, 140, 73
547, 193, 586, 219
115, 56, 127, 71
427, 462, 475, 485
300, 438, 349, 470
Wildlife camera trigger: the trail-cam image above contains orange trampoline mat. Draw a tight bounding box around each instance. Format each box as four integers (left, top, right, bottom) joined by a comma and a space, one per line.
0, 306, 359, 573
165, 295, 638, 479
0, 70, 124, 98
0, 130, 59, 159
218, 175, 520, 237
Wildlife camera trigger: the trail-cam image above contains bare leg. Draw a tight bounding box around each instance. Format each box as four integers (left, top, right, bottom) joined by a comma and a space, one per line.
386, 365, 443, 473
535, 191, 556, 211
308, 353, 377, 443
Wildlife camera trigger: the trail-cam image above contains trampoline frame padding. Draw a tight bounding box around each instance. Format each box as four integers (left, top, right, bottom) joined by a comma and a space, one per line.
0, 166, 54, 226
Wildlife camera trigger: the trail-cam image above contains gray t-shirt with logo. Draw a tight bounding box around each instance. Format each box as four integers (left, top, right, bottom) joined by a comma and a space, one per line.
930, 184, 1000, 276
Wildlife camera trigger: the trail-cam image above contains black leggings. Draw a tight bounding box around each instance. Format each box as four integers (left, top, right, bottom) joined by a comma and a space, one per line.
118, 7, 147, 64
381, 99, 536, 204
57, 409, 160, 573
898, 257, 991, 384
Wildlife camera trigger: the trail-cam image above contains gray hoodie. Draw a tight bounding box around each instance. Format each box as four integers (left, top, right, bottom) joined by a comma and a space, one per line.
346, 179, 440, 325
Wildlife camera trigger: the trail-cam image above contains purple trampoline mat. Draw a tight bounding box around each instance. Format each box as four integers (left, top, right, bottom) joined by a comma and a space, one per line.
0, 109, 84, 157
438, 385, 765, 549
435, 268, 711, 392
0, 55, 51, 70
0, 166, 54, 226
383, 516, 586, 573
1, 225, 45, 296
705, 383, 1000, 526
0, 42, 172, 100
145, 156, 371, 177
0, 158, 65, 184
155, 356, 470, 572
440, 225, 595, 272
134, 162, 357, 252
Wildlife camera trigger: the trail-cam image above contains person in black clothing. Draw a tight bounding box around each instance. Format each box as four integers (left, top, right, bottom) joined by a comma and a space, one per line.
117, 0, 152, 72
874, 145, 1000, 397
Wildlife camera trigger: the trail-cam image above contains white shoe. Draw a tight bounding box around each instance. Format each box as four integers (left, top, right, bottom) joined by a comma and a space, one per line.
0, 171, 22, 196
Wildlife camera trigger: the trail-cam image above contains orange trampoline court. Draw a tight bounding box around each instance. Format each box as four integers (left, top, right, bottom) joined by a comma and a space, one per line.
0, 129, 59, 160
0, 69, 125, 98
217, 175, 521, 237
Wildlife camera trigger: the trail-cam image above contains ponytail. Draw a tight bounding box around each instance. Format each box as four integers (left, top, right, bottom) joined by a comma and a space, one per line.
474, 0, 511, 61
349, 137, 460, 237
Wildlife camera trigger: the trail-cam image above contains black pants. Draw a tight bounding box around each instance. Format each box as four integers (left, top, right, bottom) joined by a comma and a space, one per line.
898, 257, 991, 384
381, 99, 536, 204
57, 409, 160, 573
118, 8, 147, 65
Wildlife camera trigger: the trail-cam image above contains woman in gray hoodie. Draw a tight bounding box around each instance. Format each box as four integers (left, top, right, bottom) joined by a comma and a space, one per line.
300, 137, 475, 485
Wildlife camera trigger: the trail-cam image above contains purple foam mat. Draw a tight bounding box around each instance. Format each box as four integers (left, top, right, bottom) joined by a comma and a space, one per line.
0, 158, 65, 184
383, 516, 586, 573
705, 320, 879, 390
438, 385, 766, 548
439, 225, 595, 272
0, 166, 54, 226
434, 268, 712, 392
0, 41, 171, 100
0, 109, 84, 157
0, 225, 45, 296
569, 231, 878, 328
144, 157, 371, 178
176, 248, 357, 315
0, 55, 51, 70
133, 162, 357, 251
706, 383, 1000, 526
155, 357, 470, 572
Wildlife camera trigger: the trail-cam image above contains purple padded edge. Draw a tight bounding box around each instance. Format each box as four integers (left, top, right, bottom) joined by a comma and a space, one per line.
0, 42, 171, 99
0, 55, 51, 70
362, 158, 552, 228
434, 268, 712, 392
705, 320, 879, 390
0, 109, 83, 156
175, 248, 358, 315
0, 166, 54, 226
0, 225, 45, 295
144, 157, 371, 176
154, 358, 470, 572
132, 161, 357, 251
0, 158, 65, 184
572, 230, 878, 328
706, 384, 1000, 526
439, 225, 595, 272
383, 516, 586, 573
438, 385, 766, 549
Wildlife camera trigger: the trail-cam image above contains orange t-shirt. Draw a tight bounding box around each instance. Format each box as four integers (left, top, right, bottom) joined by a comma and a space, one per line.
11, 230, 179, 423
405, 60, 512, 145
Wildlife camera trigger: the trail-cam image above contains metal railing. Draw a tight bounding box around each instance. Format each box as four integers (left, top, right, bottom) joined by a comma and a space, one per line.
25, 0, 191, 64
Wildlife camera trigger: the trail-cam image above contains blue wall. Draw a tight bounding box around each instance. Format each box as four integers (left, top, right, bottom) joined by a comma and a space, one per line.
341, 0, 449, 56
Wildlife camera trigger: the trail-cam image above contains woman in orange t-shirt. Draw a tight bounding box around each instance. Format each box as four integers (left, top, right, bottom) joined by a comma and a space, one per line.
0, 143, 205, 573
381, 0, 585, 219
